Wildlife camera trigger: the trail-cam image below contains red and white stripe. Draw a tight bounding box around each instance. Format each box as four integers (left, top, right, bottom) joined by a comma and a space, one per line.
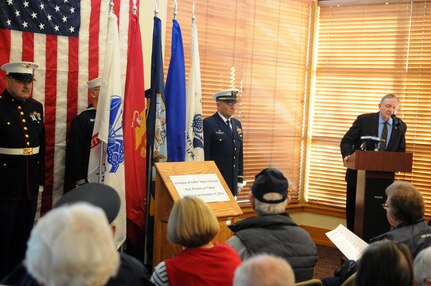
0, 0, 131, 216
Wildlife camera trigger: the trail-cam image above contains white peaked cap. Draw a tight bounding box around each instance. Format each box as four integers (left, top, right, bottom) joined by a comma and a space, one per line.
212, 88, 239, 101
87, 77, 102, 89
1, 61, 38, 74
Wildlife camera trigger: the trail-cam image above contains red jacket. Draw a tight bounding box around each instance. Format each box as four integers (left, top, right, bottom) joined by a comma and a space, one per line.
166, 243, 241, 286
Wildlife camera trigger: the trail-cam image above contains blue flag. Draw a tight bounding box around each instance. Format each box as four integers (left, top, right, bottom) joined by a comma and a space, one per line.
147, 16, 168, 165
165, 19, 186, 162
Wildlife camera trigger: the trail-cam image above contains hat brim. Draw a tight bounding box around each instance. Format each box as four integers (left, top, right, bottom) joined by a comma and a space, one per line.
55, 183, 120, 223
8, 73, 35, 82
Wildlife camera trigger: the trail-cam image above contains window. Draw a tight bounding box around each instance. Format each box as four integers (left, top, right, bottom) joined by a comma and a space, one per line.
165, 0, 314, 204
307, 1, 431, 216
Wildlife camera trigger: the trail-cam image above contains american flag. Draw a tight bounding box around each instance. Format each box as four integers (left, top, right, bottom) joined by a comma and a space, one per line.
0, 0, 133, 215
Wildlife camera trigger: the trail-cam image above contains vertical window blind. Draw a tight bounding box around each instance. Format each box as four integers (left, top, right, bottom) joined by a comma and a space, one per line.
307, 1, 431, 216
164, 0, 314, 204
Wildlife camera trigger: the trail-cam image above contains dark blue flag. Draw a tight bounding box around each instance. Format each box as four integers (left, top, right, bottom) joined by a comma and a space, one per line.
165, 18, 186, 162
0, 0, 80, 37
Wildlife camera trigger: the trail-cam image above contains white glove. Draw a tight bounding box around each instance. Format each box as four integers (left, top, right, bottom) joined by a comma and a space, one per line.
237, 181, 247, 194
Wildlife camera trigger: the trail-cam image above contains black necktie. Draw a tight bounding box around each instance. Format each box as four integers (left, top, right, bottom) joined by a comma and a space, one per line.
379, 121, 388, 151
226, 119, 232, 134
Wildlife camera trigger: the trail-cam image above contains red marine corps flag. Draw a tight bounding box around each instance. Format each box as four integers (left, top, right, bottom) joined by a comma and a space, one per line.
123, 0, 147, 251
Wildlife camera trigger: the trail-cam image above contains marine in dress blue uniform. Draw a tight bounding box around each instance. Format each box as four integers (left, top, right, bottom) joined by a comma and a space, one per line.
0, 62, 45, 278
64, 77, 100, 191
203, 88, 244, 196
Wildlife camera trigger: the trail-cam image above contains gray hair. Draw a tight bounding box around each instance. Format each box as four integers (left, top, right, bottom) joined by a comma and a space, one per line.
25, 203, 120, 286
414, 247, 431, 286
386, 181, 424, 224
233, 254, 295, 286
254, 193, 287, 216
380, 93, 398, 104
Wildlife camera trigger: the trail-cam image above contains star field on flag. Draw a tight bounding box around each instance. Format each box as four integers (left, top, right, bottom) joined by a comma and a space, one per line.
0, 0, 80, 37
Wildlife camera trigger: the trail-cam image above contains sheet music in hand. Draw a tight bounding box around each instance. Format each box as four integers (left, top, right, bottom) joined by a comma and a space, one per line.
325, 224, 369, 261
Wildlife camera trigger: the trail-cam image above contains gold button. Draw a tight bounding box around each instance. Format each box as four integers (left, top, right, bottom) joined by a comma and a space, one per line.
18, 106, 22, 110
20, 112, 24, 115
7, 122, 10, 125
234, 156, 236, 159
24, 127, 28, 130
3, 163, 6, 167
233, 140, 236, 143
25, 134, 29, 138
234, 164, 236, 167
219, 139, 222, 142
22, 119, 26, 123
26, 142, 30, 146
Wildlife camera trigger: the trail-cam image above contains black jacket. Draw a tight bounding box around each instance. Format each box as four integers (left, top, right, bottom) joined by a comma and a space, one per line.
0, 90, 45, 199
370, 219, 431, 258
228, 214, 317, 282
340, 112, 406, 184
64, 106, 96, 191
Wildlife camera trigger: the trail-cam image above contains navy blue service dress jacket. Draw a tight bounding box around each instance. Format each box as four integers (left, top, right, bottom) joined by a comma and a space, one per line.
64, 106, 96, 191
0, 89, 45, 199
203, 112, 243, 196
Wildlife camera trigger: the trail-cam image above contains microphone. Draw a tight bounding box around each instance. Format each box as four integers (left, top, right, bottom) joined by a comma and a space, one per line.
391, 114, 400, 126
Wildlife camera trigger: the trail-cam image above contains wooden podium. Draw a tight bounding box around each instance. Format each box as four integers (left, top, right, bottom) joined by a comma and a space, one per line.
152, 161, 243, 268
344, 150, 413, 241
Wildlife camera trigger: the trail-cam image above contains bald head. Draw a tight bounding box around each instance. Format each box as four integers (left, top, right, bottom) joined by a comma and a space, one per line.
234, 254, 295, 286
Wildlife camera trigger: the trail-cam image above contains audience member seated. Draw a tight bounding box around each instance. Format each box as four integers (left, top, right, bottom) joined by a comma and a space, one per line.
227, 168, 317, 282
233, 254, 295, 286
150, 196, 241, 286
370, 181, 431, 257
414, 246, 431, 286
323, 181, 431, 286
1, 183, 152, 286
356, 240, 414, 286
26, 203, 120, 286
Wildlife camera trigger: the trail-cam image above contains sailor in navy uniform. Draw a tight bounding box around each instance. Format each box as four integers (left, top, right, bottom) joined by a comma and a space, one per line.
0, 61, 45, 278
203, 88, 244, 196
64, 77, 101, 192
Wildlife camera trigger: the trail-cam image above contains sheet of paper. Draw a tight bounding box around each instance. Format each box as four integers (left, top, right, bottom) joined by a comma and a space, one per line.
325, 224, 369, 261
170, 173, 230, 203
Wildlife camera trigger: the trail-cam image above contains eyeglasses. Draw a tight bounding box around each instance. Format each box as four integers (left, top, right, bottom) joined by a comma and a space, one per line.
382, 203, 389, 210
224, 102, 237, 106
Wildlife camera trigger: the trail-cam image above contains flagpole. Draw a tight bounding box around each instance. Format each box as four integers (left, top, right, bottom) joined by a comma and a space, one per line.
109, 0, 114, 13
173, 0, 178, 19
154, 0, 159, 16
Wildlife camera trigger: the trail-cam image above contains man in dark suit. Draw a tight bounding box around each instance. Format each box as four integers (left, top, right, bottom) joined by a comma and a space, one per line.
340, 93, 406, 231
203, 88, 244, 196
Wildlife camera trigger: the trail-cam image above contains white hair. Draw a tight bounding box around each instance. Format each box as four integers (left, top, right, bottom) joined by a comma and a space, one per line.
233, 254, 295, 286
254, 193, 287, 216
24, 203, 120, 286
414, 246, 431, 286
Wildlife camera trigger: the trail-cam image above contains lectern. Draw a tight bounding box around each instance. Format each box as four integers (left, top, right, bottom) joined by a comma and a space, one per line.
344, 150, 413, 241
152, 161, 243, 268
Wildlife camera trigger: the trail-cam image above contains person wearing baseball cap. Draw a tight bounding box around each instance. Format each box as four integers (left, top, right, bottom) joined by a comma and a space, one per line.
227, 168, 318, 282
0, 61, 45, 278
203, 88, 244, 197
64, 76, 101, 191
1, 183, 152, 286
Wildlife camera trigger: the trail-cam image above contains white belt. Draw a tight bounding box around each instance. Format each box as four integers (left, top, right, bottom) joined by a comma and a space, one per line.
0, 146, 40, 156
